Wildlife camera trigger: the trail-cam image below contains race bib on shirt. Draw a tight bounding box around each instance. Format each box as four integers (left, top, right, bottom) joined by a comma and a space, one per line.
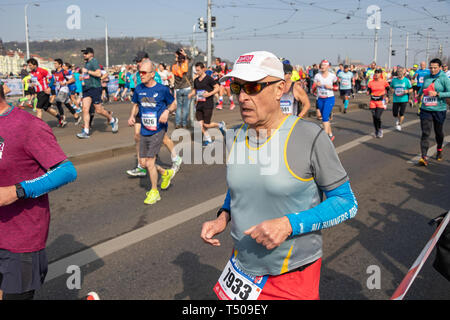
280, 100, 293, 114
197, 90, 206, 102
394, 88, 405, 96
341, 79, 351, 87
317, 87, 329, 98
423, 96, 438, 107
214, 253, 268, 300
141, 112, 158, 131
419, 76, 424, 84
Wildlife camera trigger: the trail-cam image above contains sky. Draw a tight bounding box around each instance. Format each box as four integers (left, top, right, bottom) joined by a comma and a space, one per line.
0, 0, 450, 67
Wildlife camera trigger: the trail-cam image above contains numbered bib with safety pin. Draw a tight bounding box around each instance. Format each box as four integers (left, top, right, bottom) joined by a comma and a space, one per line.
394, 87, 405, 96
280, 100, 293, 114
214, 254, 268, 300
142, 112, 158, 131
317, 88, 329, 98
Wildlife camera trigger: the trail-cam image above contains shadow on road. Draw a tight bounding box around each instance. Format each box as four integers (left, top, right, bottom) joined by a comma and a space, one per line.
172, 251, 221, 300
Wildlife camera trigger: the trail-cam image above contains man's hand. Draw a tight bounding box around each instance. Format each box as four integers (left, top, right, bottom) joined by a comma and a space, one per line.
128, 117, 136, 127
201, 211, 230, 247
159, 110, 169, 124
0, 186, 18, 207
244, 216, 292, 250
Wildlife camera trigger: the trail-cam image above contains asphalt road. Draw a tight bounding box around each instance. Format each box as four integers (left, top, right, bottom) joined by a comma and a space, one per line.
34, 105, 450, 300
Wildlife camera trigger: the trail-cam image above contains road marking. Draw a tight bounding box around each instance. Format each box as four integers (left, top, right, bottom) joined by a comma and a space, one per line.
47, 116, 425, 282
407, 136, 450, 164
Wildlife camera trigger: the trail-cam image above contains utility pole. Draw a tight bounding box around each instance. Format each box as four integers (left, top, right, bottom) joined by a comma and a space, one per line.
405, 32, 409, 68
438, 44, 443, 59
374, 28, 379, 63
206, 0, 212, 67
388, 28, 392, 69
426, 31, 430, 63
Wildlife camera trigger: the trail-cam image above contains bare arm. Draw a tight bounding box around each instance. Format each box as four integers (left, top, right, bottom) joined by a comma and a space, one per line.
294, 82, 311, 118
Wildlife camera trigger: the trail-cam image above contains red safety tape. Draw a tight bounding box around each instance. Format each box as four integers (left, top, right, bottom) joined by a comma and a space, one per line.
390, 211, 450, 300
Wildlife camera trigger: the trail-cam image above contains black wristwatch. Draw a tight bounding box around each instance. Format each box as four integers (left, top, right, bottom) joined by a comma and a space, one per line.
15, 183, 26, 199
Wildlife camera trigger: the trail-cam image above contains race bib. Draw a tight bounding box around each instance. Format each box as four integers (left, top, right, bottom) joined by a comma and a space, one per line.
394, 88, 405, 96
280, 100, 293, 114
141, 112, 158, 131
423, 96, 438, 107
318, 88, 329, 98
31, 76, 38, 85
214, 254, 268, 300
419, 76, 424, 84
341, 79, 350, 87
197, 90, 206, 102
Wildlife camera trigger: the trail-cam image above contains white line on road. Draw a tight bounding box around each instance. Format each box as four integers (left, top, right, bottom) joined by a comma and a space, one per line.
46, 117, 424, 282
407, 136, 450, 164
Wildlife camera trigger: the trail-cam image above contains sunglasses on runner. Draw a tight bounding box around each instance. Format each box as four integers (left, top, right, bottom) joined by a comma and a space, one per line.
139, 70, 154, 76
230, 80, 283, 95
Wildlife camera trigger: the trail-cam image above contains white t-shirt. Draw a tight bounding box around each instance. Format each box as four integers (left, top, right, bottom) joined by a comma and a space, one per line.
314, 72, 337, 98
446, 70, 450, 79
158, 70, 170, 86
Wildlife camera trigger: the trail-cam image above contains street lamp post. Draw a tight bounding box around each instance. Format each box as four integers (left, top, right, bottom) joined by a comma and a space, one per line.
25, 2, 39, 61
95, 15, 109, 69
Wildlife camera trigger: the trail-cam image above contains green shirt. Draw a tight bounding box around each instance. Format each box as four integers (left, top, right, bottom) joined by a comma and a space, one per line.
390, 77, 411, 103
83, 58, 101, 89
419, 71, 450, 112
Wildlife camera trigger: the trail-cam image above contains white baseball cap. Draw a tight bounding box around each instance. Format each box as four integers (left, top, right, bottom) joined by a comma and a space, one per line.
220, 51, 284, 82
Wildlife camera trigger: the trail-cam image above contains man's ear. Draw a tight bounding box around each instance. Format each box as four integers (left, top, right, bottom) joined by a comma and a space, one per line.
275, 80, 286, 101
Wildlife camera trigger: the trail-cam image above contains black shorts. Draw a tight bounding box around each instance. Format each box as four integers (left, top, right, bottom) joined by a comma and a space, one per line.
25, 88, 35, 96
413, 85, 420, 93
340, 89, 352, 97
0, 249, 48, 294
119, 83, 125, 89
83, 87, 102, 105
393, 102, 408, 117
196, 107, 213, 124
36, 91, 52, 111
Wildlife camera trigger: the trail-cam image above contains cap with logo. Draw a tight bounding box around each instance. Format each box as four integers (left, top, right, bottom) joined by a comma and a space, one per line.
220, 51, 284, 82
81, 47, 94, 54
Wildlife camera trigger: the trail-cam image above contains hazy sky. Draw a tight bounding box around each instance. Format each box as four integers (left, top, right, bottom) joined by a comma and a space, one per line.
1, 0, 449, 67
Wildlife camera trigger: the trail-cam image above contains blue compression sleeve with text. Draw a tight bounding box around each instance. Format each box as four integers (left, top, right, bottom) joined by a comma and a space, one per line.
20, 161, 77, 199
222, 189, 231, 212
286, 181, 358, 236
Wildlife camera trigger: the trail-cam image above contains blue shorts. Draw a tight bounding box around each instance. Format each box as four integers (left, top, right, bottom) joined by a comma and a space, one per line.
82, 87, 102, 105
317, 96, 335, 122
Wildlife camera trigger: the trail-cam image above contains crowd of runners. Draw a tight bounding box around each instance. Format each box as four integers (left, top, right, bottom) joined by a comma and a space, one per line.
1, 41, 449, 300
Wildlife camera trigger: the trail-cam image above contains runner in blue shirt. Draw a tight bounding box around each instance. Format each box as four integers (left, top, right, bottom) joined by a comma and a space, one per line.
413, 61, 431, 108
337, 65, 354, 114
128, 60, 177, 205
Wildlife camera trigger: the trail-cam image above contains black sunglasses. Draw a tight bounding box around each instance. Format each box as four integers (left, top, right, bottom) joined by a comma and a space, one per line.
230, 80, 283, 95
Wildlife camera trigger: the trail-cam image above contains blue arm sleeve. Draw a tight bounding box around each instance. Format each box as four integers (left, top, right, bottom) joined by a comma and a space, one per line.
20, 161, 77, 199
222, 189, 231, 212
286, 181, 358, 236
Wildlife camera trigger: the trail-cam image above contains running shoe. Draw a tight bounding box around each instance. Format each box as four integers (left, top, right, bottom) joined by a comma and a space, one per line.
60, 119, 68, 128
218, 121, 227, 136
76, 131, 90, 139
216, 101, 223, 110
111, 117, 119, 133
329, 135, 335, 142
85, 292, 100, 300
75, 107, 82, 114
75, 116, 82, 126
377, 129, 383, 138
126, 166, 147, 177
160, 169, 175, 190
202, 140, 212, 147
418, 156, 429, 167
436, 149, 443, 161
172, 156, 183, 173
230, 102, 236, 111
144, 189, 161, 205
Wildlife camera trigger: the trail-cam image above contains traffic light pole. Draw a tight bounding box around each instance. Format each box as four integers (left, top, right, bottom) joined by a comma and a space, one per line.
207, 0, 212, 67
388, 28, 392, 70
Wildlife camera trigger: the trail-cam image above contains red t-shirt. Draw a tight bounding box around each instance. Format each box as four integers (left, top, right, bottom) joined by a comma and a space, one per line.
30, 67, 51, 93
368, 79, 390, 109
0, 107, 67, 253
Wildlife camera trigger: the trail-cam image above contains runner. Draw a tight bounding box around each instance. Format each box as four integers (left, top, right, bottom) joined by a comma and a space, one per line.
63, 62, 82, 114
414, 61, 431, 108
367, 69, 390, 138
76, 47, 118, 139
217, 62, 235, 111
337, 65, 354, 114
280, 63, 311, 117
408, 64, 418, 107
172, 48, 192, 129
390, 66, 412, 131
26, 58, 63, 123
53, 58, 81, 127
128, 60, 176, 204
0, 84, 77, 300
417, 58, 450, 166
200, 50, 358, 300
188, 62, 226, 146
127, 53, 182, 177
313, 60, 338, 141
443, 64, 450, 79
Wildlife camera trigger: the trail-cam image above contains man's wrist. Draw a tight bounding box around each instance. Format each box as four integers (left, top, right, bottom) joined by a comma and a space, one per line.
217, 208, 230, 221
